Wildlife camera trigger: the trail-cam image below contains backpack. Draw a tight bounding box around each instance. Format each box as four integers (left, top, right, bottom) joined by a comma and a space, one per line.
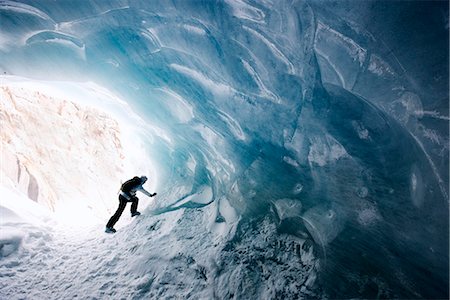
121, 176, 142, 193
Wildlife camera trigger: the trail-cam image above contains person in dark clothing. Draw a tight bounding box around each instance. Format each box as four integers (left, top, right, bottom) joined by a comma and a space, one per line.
105, 176, 157, 233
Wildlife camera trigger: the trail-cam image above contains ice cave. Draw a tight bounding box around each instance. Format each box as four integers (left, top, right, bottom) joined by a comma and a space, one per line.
0, 0, 448, 299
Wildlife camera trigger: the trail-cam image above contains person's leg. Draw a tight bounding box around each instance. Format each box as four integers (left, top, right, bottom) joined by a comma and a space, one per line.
130, 197, 139, 214
106, 197, 127, 228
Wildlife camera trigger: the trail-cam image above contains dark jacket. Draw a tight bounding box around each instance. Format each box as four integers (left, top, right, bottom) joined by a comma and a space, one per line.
121, 176, 142, 195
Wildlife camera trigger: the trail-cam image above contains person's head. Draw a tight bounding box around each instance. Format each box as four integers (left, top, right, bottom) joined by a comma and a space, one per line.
140, 176, 148, 184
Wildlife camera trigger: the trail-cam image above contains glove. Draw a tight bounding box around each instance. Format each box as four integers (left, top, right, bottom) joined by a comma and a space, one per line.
151, 193, 157, 197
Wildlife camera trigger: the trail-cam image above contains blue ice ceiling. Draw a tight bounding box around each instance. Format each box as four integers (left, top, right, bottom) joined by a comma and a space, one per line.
1, 0, 448, 298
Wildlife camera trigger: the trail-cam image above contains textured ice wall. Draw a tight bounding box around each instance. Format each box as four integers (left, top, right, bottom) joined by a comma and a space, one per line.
0, 0, 448, 299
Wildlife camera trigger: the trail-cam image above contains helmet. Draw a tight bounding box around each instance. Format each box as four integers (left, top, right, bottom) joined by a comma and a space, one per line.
140, 176, 148, 183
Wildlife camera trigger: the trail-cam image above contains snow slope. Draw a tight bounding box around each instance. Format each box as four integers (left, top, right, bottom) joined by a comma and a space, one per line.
0, 186, 318, 299
1, 77, 156, 223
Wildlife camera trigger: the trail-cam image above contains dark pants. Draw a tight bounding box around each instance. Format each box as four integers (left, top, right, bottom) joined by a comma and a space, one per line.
106, 195, 139, 228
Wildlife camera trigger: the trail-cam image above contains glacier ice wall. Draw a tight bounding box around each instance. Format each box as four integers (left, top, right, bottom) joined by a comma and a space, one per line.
0, 0, 448, 299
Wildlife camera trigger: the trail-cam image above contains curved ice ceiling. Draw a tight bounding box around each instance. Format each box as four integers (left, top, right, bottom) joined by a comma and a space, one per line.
0, 0, 448, 299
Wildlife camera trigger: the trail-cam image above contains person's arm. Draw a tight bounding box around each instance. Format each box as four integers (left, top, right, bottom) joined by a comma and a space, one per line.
137, 186, 157, 197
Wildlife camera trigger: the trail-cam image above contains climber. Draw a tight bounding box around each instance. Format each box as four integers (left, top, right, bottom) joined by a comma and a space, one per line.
105, 176, 157, 233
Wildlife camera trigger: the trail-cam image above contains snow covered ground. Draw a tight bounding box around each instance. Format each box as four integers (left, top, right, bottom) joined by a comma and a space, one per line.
1, 143, 312, 300
0, 184, 318, 299
0, 184, 153, 299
